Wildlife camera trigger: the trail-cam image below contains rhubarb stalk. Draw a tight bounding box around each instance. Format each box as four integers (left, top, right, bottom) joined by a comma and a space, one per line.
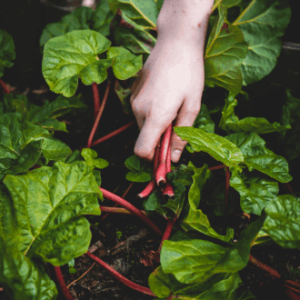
53, 266, 74, 300
163, 147, 175, 198
92, 82, 100, 120
0, 78, 10, 94
158, 216, 177, 252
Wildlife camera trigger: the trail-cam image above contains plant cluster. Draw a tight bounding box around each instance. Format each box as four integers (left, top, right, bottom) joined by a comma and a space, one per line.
1, 0, 300, 299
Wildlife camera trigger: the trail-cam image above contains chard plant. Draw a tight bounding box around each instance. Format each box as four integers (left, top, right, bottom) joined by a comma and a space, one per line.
1, 0, 300, 299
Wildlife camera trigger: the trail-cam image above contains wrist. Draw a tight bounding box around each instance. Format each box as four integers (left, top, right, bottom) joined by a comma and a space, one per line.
157, 0, 214, 44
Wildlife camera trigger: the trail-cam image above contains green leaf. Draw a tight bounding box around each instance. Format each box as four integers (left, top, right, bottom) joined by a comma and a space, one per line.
114, 80, 132, 114
264, 195, 300, 249
233, 0, 291, 85
65, 150, 83, 164
230, 168, 279, 215
163, 181, 186, 217
2, 161, 101, 265
114, 12, 156, 55
174, 127, 244, 167
126, 171, 152, 182
193, 104, 215, 133
161, 214, 265, 284
0, 240, 58, 300
125, 155, 141, 171
222, 0, 242, 7
93, 0, 115, 36
41, 138, 72, 162
81, 148, 109, 169
42, 30, 112, 97
143, 191, 160, 211
109, 0, 158, 29
225, 132, 292, 183
107, 46, 143, 80
0, 29, 15, 77
205, 5, 248, 95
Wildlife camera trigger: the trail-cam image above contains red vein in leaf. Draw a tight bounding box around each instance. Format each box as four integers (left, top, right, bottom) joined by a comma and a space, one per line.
158, 216, 177, 252
85, 252, 156, 296
87, 81, 111, 148
91, 121, 135, 147
53, 266, 74, 300
100, 188, 162, 236
92, 82, 100, 120
156, 124, 172, 185
0, 78, 10, 94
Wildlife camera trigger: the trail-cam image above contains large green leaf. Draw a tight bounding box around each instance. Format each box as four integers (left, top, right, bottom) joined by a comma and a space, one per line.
107, 46, 143, 80
161, 215, 265, 284
230, 168, 279, 215
0, 29, 15, 77
42, 30, 112, 97
264, 195, 300, 249
0, 240, 58, 300
205, 5, 248, 95
1, 161, 101, 265
233, 0, 291, 85
114, 11, 156, 55
174, 127, 244, 167
109, 0, 158, 29
225, 132, 292, 183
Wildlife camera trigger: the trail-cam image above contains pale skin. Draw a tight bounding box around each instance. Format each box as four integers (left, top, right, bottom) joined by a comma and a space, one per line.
130, 0, 215, 163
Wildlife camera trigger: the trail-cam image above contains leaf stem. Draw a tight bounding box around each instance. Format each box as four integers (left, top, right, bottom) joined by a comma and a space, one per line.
163, 147, 175, 198
249, 254, 280, 278
100, 187, 162, 236
100, 206, 147, 215
0, 78, 10, 94
91, 121, 135, 147
67, 262, 96, 289
53, 266, 74, 300
85, 252, 156, 296
156, 124, 172, 185
208, 164, 225, 171
92, 82, 100, 120
87, 81, 111, 148
285, 182, 294, 194
158, 216, 177, 252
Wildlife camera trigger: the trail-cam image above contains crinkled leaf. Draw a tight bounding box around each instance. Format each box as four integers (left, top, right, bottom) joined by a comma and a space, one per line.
2, 161, 101, 265
233, 0, 291, 85
114, 80, 132, 114
42, 30, 112, 97
0, 29, 15, 77
114, 12, 156, 55
21, 121, 50, 147
193, 104, 215, 133
81, 148, 109, 169
109, 0, 158, 29
93, 0, 114, 36
230, 169, 279, 215
161, 214, 265, 284
0, 240, 58, 300
174, 127, 244, 167
41, 138, 72, 162
107, 46, 143, 80
264, 195, 300, 249
225, 132, 292, 183
205, 5, 248, 95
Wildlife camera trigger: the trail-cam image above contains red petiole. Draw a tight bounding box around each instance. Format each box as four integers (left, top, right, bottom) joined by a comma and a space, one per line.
0, 78, 10, 94
92, 82, 100, 120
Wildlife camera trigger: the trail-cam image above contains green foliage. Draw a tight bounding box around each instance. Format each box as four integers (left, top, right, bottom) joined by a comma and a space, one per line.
125, 155, 152, 182
81, 148, 109, 169
0, 29, 15, 77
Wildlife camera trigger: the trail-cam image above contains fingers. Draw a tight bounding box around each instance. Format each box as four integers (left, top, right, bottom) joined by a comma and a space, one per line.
134, 118, 171, 161
170, 97, 201, 163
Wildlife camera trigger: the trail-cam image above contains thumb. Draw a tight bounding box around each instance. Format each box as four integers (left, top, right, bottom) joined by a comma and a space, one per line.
170, 98, 200, 163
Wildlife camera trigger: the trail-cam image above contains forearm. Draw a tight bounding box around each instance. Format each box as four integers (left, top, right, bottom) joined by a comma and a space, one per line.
157, 0, 214, 45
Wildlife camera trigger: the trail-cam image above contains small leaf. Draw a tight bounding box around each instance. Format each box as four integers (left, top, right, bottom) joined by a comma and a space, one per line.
264, 195, 300, 249
125, 155, 141, 171
42, 30, 112, 97
81, 148, 109, 169
126, 171, 151, 182
226, 132, 292, 183
144, 191, 160, 211
0, 29, 15, 77
107, 46, 143, 80
41, 138, 72, 162
193, 104, 215, 133
114, 80, 132, 114
174, 127, 244, 167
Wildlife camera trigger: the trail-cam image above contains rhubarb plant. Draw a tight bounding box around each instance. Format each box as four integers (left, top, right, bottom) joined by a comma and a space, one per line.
1, 0, 299, 299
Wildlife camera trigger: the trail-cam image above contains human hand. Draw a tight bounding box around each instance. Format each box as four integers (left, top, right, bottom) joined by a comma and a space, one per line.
130, 37, 205, 163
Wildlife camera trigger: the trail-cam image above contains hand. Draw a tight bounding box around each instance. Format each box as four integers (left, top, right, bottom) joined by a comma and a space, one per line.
130, 37, 205, 163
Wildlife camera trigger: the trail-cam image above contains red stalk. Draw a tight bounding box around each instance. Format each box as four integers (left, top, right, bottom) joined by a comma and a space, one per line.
156, 124, 172, 185
163, 147, 175, 198
100, 188, 162, 236
249, 254, 280, 278
138, 143, 161, 198
53, 266, 74, 300
85, 252, 156, 296
100, 206, 147, 215
285, 285, 300, 297
92, 82, 100, 120
0, 78, 10, 94
286, 183, 294, 194
158, 216, 177, 252
87, 81, 111, 148
91, 121, 135, 147
208, 165, 225, 171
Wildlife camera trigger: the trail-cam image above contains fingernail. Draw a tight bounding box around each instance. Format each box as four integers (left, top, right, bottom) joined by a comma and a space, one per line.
171, 150, 181, 162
